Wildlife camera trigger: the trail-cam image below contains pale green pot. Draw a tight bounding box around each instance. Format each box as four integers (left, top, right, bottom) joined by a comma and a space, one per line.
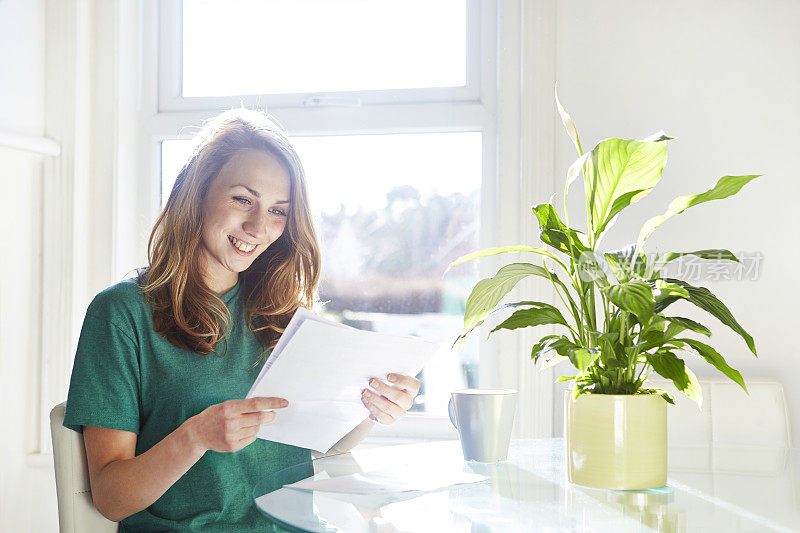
565, 390, 667, 490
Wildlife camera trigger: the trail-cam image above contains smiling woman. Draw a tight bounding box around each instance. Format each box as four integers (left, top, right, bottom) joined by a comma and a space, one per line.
61, 108, 422, 531
145, 109, 320, 363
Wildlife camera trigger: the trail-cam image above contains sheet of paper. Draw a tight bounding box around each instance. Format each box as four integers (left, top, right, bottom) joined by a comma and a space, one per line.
284, 469, 486, 494
246, 308, 445, 452
251, 307, 350, 385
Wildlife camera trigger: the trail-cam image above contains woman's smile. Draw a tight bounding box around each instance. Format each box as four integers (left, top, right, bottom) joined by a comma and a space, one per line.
227, 235, 257, 256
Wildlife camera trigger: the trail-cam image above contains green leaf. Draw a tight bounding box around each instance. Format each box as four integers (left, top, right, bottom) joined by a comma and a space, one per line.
645, 350, 703, 407
570, 347, 595, 372
535, 337, 601, 383
532, 336, 583, 365
531, 204, 588, 259
658, 249, 740, 274
594, 189, 650, 238
661, 278, 756, 355
652, 279, 689, 306
462, 263, 558, 331
635, 329, 670, 352
665, 316, 711, 337
639, 387, 676, 405
601, 280, 655, 323
585, 134, 670, 241
679, 338, 748, 393
451, 319, 484, 349
490, 303, 570, 337
456, 299, 562, 347
447, 245, 564, 270
605, 335, 632, 370
636, 175, 761, 253
604, 252, 630, 284
556, 374, 576, 383
530, 335, 564, 360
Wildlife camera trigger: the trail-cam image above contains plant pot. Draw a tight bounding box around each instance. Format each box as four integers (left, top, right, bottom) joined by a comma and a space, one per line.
565, 390, 667, 489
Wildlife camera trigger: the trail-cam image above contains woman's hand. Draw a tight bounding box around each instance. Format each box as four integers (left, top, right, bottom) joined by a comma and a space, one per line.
185, 397, 288, 453
361, 373, 421, 425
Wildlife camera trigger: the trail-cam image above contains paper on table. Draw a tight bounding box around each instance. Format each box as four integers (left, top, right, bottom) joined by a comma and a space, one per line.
284, 469, 487, 494
246, 307, 445, 452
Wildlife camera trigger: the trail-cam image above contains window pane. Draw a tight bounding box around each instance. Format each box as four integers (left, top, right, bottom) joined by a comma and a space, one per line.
182, 0, 467, 96
161, 132, 481, 416
161, 141, 190, 209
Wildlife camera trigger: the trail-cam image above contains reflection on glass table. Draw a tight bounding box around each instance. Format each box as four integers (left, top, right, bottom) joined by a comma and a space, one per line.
253, 439, 800, 533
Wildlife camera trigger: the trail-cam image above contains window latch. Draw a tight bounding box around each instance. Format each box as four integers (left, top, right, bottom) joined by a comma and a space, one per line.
302, 95, 362, 108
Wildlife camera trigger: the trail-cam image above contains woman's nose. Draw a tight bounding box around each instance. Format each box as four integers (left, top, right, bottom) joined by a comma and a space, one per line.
243, 211, 269, 241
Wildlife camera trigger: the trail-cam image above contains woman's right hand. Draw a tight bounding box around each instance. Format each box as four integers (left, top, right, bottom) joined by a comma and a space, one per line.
185, 397, 288, 454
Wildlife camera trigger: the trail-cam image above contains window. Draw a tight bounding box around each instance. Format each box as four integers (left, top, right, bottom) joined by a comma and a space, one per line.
181, 0, 467, 96
148, 0, 495, 434
159, 0, 482, 110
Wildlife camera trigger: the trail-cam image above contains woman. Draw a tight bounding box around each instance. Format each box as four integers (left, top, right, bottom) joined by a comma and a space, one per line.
62, 108, 420, 532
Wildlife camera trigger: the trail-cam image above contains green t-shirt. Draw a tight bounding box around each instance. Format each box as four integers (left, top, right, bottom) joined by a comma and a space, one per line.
63, 277, 311, 532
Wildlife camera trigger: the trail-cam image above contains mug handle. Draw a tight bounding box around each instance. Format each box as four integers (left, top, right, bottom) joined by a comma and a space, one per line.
448, 396, 458, 429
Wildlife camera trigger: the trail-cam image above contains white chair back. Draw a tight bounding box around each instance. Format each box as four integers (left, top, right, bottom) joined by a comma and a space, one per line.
49, 402, 119, 533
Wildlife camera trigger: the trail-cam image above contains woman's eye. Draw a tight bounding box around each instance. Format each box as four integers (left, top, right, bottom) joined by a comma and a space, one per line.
233, 196, 251, 205
270, 208, 288, 217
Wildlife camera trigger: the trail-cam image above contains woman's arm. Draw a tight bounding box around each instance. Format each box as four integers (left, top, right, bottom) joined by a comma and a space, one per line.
317, 417, 376, 457
84, 423, 203, 522
84, 397, 286, 522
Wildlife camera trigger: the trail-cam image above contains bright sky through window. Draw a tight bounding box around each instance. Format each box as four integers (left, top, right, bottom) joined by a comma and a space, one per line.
182, 0, 467, 96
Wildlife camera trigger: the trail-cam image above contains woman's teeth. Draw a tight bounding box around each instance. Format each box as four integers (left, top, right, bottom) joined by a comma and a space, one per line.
228, 235, 256, 253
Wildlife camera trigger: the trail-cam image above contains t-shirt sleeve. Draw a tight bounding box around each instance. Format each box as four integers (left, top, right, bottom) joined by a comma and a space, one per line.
62, 311, 142, 434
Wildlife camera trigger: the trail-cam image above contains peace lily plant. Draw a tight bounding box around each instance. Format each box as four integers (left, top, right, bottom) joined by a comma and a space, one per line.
450, 87, 760, 408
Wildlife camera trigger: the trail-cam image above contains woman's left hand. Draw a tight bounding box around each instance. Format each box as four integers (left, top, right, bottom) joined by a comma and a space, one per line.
361, 373, 421, 425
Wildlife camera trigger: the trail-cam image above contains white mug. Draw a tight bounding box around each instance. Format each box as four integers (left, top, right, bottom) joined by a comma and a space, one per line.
448, 389, 517, 462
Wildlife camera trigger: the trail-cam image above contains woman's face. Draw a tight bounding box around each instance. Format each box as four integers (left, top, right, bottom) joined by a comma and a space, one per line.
199, 148, 292, 293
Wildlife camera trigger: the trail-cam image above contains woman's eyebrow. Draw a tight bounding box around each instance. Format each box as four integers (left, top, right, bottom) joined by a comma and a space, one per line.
230, 184, 290, 204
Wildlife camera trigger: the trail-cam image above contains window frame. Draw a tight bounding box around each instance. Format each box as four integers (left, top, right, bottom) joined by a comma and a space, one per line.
137, 0, 498, 438
157, 0, 483, 112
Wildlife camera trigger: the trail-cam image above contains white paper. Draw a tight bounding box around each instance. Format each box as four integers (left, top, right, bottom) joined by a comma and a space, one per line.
246, 308, 445, 452
284, 469, 487, 494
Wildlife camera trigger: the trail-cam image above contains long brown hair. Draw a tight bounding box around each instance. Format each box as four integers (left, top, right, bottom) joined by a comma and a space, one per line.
140, 108, 321, 368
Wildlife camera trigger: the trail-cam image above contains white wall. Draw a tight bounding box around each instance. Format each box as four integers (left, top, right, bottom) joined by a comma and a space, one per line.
551, 0, 800, 445
0, 0, 60, 531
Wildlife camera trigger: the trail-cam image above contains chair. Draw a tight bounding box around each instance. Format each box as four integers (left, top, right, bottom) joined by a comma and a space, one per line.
50, 402, 119, 533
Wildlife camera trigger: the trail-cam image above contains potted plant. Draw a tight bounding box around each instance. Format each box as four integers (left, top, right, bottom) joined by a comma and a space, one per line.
449, 86, 760, 490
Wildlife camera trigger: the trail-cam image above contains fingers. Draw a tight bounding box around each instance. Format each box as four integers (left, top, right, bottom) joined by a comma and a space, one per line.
362, 388, 405, 424
239, 410, 276, 428
361, 374, 421, 425
248, 397, 289, 412
362, 394, 395, 424
227, 397, 289, 415
367, 378, 413, 410
237, 433, 258, 448
387, 374, 421, 396
236, 410, 276, 449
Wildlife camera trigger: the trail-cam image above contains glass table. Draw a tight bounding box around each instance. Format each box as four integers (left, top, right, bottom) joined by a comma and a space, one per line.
253, 439, 800, 532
